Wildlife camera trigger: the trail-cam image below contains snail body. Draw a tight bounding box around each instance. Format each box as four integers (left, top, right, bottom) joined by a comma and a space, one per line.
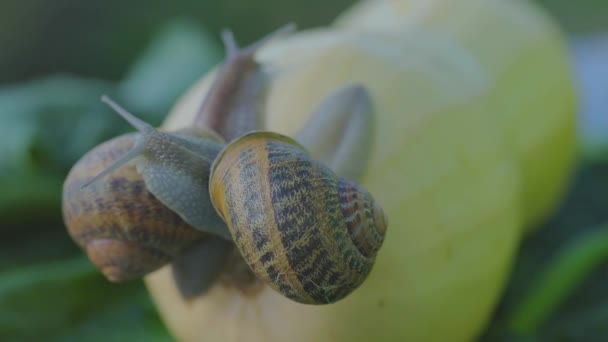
209, 132, 386, 304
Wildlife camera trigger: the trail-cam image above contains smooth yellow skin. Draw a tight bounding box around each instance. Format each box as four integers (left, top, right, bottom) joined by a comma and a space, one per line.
336, 0, 577, 228
145, 0, 575, 341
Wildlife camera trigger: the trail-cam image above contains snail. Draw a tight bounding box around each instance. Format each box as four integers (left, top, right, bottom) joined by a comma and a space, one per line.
62, 24, 388, 305
209, 132, 387, 304
61, 100, 227, 281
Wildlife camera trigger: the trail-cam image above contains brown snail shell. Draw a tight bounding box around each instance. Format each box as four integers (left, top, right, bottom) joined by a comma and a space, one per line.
209, 132, 387, 304
62, 133, 208, 281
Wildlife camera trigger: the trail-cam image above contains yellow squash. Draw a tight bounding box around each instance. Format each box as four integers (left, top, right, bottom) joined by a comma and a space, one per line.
145, 0, 575, 341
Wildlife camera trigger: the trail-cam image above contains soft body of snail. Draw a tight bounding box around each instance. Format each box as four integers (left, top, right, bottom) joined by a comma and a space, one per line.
148, 0, 575, 341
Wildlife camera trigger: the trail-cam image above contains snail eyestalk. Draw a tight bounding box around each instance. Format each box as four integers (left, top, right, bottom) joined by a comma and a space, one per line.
295, 84, 374, 181
221, 23, 296, 60
195, 23, 297, 140
220, 30, 239, 58
81, 95, 156, 189
101, 95, 155, 134
80, 137, 145, 189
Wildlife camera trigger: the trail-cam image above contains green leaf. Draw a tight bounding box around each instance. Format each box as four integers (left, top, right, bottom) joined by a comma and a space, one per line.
509, 226, 608, 334
482, 161, 608, 340
0, 76, 115, 174
0, 257, 171, 341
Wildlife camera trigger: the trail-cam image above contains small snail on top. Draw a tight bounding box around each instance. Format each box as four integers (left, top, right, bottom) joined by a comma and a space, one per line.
62, 24, 388, 305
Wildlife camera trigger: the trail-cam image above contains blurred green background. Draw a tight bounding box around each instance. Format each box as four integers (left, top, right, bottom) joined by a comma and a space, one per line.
0, 0, 607, 341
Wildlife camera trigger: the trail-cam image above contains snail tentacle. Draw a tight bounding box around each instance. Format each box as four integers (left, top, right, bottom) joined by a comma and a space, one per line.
172, 236, 234, 299
295, 84, 374, 181
196, 23, 296, 141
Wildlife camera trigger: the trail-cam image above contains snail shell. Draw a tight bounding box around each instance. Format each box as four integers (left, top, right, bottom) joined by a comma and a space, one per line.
62, 133, 208, 281
209, 132, 387, 304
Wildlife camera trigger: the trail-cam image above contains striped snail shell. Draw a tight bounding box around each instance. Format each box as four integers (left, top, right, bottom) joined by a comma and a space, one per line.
62, 98, 228, 282
209, 132, 388, 304
62, 133, 209, 281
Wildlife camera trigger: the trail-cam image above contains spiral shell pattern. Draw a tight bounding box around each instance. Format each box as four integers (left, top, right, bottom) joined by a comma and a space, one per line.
62, 134, 206, 281
209, 132, 387, 304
